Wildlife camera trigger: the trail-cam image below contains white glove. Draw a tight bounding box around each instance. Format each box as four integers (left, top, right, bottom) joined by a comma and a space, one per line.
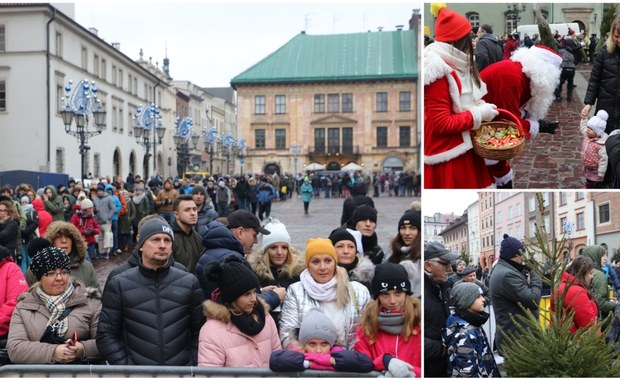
476, 103, 499, 122
387, 358, 415, 378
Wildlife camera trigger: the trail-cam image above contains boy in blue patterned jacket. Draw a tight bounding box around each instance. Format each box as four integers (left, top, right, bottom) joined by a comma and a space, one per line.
442, 282, 500, 377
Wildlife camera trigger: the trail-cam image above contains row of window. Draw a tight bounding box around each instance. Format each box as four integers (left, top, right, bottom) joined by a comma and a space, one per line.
254, 91, 412, 115
253, 126, 411, 150
55, 148, 100, 177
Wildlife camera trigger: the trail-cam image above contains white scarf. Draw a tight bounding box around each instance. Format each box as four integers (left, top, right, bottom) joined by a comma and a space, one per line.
424, 41, 488, 108
300, 269, 338, 302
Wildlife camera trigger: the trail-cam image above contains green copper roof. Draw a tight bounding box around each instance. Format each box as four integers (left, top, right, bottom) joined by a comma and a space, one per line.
231, 30, 417, 87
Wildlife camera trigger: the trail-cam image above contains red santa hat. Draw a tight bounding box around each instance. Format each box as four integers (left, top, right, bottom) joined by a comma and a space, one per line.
430, 3, 472, 43
529, 45, 562, 68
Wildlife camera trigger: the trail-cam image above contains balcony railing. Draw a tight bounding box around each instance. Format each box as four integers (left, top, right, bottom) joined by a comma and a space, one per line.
309, 145, 359, 156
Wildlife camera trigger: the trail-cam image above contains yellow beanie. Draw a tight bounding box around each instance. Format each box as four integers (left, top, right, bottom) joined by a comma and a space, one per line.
305, 238, 338, 267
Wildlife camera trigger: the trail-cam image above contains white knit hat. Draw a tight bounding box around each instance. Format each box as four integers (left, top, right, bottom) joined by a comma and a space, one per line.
587, 110, 608, 137
261, 219, 291, 250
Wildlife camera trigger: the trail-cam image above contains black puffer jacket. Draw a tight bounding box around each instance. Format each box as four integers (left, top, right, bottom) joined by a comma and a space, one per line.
424, 274, 450, 378
96, 261, 205, 365
584, 45, 620, 133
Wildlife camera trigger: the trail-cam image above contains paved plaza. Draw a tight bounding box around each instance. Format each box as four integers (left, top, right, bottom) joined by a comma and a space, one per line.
93, 193, 418, 288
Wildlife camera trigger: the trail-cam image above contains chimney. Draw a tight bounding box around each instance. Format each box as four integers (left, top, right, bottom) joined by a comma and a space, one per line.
410, 8, 420, 32
88, 27, 98, 36
377, 26, 383, 32
111, 42, 121, 50
396, 25, 404, 31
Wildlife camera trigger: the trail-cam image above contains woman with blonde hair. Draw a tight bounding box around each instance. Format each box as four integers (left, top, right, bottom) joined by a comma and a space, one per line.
247, 219, 304, 325
279, 238, 370, 350
582, 14, 620, 133
354, 263, 421, 377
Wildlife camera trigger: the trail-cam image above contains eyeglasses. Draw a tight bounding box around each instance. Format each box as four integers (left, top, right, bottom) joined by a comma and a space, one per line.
42, 269, 71, 278
427, 259, 451, 268
0, 209, 8, 213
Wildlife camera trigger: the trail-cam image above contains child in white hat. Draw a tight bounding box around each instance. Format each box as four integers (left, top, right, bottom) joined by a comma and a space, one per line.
580, 110, 609, 188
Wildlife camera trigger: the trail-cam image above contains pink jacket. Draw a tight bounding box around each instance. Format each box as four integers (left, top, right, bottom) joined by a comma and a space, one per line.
0, 258, 28, 336
198, 300, 281, 367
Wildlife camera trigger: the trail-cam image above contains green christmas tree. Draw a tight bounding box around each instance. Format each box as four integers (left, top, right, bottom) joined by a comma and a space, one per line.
501, 193, 620, 377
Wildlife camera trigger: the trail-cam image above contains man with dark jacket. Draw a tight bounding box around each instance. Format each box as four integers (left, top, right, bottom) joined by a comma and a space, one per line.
489, 234, 542, 356
171, 195, 202, 273
234, 175, 250, 211
475, 24, 503, 72
191, 185, 217, 238
97, 218, 204, 365
424, 241, 459, 377
194, 209, 283, 310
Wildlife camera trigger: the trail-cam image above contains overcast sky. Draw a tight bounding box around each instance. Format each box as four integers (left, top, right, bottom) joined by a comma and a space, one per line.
424, 190, 479, 216
74, 1, 418, 87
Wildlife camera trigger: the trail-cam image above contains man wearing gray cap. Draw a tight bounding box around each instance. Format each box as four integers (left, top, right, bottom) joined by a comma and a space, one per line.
97, 218, 205, 365
424, 241, 459, 377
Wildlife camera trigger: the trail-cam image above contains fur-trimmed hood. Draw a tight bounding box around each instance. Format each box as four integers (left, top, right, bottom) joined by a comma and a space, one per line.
202, 298, 270, 324
44, 221, 87, 264
511, 47, 561, 121
247, 246, 305, 283
351, 256, 375, 284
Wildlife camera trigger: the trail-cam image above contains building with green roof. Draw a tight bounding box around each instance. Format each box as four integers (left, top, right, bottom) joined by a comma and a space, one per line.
231, 25, 418, 176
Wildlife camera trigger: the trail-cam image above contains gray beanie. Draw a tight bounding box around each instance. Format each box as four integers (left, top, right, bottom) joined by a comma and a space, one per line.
451, 282, 483, 312
299, 308, 337, 346
138, 218, 174, 248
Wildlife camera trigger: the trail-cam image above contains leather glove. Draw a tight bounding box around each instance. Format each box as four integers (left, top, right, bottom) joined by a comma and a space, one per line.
304, 353, 333, 367
474, 103, 499, 122
387, 358, 415, 378
539, 119, 559, 134
84, 227, 93, 236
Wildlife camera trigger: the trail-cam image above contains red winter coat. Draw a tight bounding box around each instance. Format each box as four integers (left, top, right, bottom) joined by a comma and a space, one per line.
0, 258, 29, 336
550, 271, 599, 334
70, 210, 100, 245
354, 324, 421, 377
31, 198, 52, 237
424, 73, 494, 189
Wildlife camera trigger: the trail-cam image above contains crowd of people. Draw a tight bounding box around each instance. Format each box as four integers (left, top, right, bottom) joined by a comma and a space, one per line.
424, 3, 620, 189
423, 233, 620, 377
0, 171, 421, 376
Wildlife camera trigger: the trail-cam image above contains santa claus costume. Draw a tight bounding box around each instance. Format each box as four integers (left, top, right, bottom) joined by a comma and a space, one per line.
480, 45, 562, 187
424, 4, 497, 189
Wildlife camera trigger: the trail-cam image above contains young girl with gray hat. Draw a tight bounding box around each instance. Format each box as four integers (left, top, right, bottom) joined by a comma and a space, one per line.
442, 281, 500, 377
269, 308, 373, 373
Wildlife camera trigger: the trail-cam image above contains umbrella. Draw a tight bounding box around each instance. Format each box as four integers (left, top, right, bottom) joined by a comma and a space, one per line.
305, 162, 325, 171
341, 162, 364, 171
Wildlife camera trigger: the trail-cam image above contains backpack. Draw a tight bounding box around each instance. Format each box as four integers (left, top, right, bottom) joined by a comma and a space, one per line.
582, 138, 602, 170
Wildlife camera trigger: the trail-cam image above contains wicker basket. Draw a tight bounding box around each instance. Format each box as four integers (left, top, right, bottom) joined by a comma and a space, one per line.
472, 108, 525, 161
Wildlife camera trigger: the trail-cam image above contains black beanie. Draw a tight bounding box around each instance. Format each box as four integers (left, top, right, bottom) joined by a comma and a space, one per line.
399, 209, 420, 230
0, 245, 11, 261
371, 263, 412, 299
30, 246, 71, 280
500, 234, 525, 260
349, 204, 377, 228
204, 254, 260, 304
28, 237, 52, 259
329, 228, 357, 251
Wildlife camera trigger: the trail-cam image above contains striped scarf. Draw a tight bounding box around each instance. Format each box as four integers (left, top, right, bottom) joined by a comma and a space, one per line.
36, 282, 75, 336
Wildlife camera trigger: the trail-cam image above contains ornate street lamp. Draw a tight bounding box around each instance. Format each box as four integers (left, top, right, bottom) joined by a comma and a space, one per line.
237, 137, 246, 175
222, 132, 235, 175
133, 104, 165, 178
507, 3, 527, 31
203, 126, 218, 175
173, 117, 197, 178
60, 79, 107, 182
291, 143, 301, 193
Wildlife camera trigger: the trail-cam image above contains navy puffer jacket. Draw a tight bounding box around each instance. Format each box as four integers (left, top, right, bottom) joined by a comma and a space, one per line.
584, 46, 620, 133
96, 262, 205, 365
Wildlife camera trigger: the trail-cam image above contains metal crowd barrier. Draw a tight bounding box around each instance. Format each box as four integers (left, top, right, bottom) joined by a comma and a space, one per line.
0, 364, 381, 377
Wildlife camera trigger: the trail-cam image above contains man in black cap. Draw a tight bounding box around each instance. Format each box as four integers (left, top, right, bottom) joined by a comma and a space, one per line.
424, 241, 459, 377
97, 218, 205, 365
194, 209, 284, 310
489, 234, 541, 356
